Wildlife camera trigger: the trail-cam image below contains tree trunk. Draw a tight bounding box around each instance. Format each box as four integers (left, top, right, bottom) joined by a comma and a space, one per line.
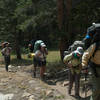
57, 0, 65, 60
59, 37, 68, 60
14, 32, 22, 60
66, 0, 72, 33
57, 0, 72, 60
57, 0, 64, 30
15, 42, 21, 59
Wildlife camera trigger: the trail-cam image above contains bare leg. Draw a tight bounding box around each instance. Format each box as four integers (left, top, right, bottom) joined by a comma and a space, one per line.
40, 66, 46, 78
68, 70, 75, 95
34, 66, 36, 77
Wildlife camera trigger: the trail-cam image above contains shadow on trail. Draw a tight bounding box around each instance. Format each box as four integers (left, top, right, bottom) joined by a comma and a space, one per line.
44, 68, 69, 85
81, 96, 91, 100
44, 80, 56, 85
71, 95, 91, 100
11, 58, 33, 66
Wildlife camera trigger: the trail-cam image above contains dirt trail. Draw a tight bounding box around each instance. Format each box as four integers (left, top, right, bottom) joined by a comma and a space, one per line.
0, 64, 91, 100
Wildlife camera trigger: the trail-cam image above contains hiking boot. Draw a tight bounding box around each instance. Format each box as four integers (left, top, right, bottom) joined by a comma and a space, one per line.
33, 71, 36, 78
68, 90, 71, 95
40, 77, 44, 81
40, 75, 46, 82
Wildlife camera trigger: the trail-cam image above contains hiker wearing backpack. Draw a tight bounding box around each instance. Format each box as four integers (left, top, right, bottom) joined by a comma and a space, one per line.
33, 40, 48, 80
1, 42, 12, 72
83, 23, 100, 49
63, 47, 84, 98
82, 29, 100, 100
28, 39, 36, 53
28, 43, 33, 53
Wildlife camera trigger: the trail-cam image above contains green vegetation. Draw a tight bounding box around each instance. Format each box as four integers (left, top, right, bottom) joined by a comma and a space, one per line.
0, 49, 65, 75
47, 51, 60, 63
0, 50, 63, 67
0, 0, 99, 60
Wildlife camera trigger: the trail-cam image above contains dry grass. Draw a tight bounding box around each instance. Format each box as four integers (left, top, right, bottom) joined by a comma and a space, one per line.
0, 50, 62, 66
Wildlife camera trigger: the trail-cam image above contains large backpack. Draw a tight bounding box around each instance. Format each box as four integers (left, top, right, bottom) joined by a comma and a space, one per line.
33, 40, 46, 52
64, 23, 100, 56
83, 23, 100, 49
64, 40, 84, 56
89, 41, 100, 77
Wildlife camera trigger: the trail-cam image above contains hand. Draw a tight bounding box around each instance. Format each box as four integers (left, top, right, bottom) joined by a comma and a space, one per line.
64, 62, 72, 67
68, 62, 72, 68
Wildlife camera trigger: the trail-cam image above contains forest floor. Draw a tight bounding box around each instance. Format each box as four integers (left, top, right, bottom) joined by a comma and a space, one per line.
0, 63, 92, 100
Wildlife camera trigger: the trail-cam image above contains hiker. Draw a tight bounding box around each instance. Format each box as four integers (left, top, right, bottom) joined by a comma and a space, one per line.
1, 42, 12, 72
28, 43, 33, 53
82, 31, 100, 100
33, 42, 48, 80
63, 47, 84, 98
83, 23, 100, 49
28, 39, 36, 53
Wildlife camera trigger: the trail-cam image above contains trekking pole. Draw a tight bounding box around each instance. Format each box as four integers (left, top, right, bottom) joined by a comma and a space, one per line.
82, 68, 88, 98
84, 72, 87, 98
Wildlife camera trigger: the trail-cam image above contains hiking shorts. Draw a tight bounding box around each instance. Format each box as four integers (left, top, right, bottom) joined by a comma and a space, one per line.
33, 57, 46, 67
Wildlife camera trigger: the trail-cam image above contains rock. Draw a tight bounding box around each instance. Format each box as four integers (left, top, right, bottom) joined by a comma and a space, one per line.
8, 65, 17, 72
28, 95, 35, 100
8, 65, 12, 68
1, 78, 9, 83
18, 66, 21, 69
0, 82, 8, 86
22, 92, 31, 97
0, 93, 14, 100
0, 93, 4, 100
63, 81, 69, 87
9, 77, 12, 80
46, 90, 53, 97
4, 94, 14, 100
29, 80, 36, 84
35, 87, 41, 91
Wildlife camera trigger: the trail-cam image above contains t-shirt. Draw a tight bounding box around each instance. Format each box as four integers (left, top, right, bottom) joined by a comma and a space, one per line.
63, 52, 82, 74
35, 50, 46, 61
1, 47, 12, 56
64, 52, 81, 67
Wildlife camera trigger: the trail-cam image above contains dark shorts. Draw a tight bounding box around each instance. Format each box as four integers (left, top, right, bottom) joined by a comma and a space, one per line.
33, 57, 46, 67
4, 56, 10, 65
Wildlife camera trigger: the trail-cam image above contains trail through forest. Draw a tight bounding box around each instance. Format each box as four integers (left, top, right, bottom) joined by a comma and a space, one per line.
0, 64, 91, 100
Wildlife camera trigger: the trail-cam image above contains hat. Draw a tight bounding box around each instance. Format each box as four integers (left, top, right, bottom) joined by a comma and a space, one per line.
74, 47, 84, 55
40, 43, 46, 47
3, 42, 10, 45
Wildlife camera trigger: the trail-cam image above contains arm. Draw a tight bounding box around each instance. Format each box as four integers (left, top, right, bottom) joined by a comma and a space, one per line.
9, 47, 12, 53
1, 48, 5, 56
63, 53, 73, 64
82, 43, 96, 67
44, 48, 48, 55
35, 50, 41, 57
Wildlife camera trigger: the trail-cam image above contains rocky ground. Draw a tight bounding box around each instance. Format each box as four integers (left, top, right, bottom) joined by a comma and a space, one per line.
0, 64, 92, 100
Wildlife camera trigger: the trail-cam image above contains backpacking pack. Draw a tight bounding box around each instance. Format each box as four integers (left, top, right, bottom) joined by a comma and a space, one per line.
68, 41, 84, 52
64, 23, 100, 57
64, 41, 84, 56
83, 23, 100, 49
33, 40, 46, 52
88, 42, 100, 77
90, 42, 100, 58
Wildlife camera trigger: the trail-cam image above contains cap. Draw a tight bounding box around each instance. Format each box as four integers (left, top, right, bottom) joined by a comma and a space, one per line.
40, 43, 46, 47
74, 47, 84, 55
3, 42, 10, 45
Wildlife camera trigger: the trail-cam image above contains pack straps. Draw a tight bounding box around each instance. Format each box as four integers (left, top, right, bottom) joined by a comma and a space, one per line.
92, 42, 100, 57
89, 42, 100, 77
